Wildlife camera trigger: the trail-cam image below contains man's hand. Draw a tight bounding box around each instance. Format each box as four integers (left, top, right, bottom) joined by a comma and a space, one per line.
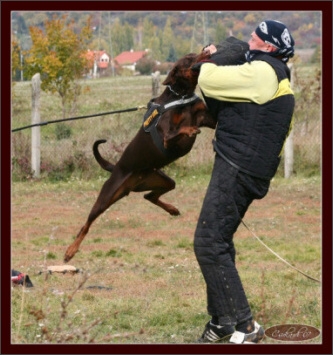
202, 44, 217, 55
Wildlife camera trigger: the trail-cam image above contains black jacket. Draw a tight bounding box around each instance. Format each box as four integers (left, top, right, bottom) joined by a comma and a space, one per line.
212, 54, 295, 180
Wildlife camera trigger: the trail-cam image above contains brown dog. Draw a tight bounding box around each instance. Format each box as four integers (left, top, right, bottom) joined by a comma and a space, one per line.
64, 52, 216, 262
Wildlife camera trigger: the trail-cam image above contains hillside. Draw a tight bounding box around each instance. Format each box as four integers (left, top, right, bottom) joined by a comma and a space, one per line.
12, 11, 321, 60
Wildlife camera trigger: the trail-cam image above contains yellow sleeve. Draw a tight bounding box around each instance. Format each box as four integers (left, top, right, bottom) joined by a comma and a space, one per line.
198, 61, 278, 105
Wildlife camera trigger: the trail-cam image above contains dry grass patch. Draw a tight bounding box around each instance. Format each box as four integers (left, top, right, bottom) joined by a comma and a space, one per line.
11, 174, 322, 344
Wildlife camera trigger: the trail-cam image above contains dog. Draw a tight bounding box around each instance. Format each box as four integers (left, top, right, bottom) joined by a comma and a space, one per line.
64, 51, 216, 262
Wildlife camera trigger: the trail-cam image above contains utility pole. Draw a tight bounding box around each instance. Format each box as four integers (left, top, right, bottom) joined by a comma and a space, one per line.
191, 12, 208, 52
108, 11, 115, 77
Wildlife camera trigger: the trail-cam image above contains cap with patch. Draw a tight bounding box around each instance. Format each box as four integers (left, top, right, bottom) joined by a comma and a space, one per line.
255, 20, 295, 61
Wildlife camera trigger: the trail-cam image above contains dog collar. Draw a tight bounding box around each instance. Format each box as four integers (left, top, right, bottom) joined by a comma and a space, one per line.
143, 93, 200, 132
163, 94, 200, 110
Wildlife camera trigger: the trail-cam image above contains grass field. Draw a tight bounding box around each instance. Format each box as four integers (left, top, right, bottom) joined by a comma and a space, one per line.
11, 173, 322, 344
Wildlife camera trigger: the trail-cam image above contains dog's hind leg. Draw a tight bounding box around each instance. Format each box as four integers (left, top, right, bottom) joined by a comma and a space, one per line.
133, 170, 180, 216
64, 171, 132, 262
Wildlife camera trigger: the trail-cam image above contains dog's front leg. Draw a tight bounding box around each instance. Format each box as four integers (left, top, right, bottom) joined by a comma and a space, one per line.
164, 126, 200, 148
194, 108, 217, 129
193, 101, 217, 129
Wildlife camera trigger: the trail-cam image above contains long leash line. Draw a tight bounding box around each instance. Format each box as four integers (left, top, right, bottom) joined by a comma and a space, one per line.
12, 84, 195, 133
241, 220, 321, 284
11, 106, 147, 133
12, 84, 196, 133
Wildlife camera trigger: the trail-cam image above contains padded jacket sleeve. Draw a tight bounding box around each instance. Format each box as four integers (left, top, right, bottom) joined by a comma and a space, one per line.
198, 61, 278, 105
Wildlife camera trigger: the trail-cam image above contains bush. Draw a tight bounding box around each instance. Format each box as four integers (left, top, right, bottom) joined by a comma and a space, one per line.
55, 123, 72, 140
11, 132, 34, 181
136, 56, 156, 75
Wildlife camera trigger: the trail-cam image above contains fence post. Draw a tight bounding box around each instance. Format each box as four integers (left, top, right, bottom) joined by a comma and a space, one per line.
284, 64, 294, 178
151, 71, 160, 97
31, 73, 41, 178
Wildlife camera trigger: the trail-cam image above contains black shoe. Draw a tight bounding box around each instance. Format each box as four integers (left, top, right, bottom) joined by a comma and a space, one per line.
229, 321, 265, 344
198, 321, 235, 343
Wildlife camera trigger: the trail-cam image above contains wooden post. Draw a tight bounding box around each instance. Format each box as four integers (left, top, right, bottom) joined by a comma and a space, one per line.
152, 71, 160, 97
31, 73, 41, 178
284, 128, 294, 178
284, 64, 294, 178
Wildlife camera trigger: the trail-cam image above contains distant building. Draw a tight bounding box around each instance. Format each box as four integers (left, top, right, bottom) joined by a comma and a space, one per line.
114, 49, 148, 72
86, 50, 111, 77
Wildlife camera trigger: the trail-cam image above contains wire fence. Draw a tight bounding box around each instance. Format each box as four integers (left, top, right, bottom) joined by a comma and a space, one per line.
11, 65, 321, 181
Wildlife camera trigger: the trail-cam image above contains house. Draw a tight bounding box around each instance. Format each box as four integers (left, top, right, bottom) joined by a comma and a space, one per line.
85, 50, 111, 77
113, 49, 148, 72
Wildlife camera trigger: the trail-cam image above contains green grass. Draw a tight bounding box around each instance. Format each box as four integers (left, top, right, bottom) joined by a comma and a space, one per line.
11, 174, 322, 344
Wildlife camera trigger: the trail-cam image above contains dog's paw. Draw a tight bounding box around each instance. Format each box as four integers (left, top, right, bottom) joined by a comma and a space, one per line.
63, 254, 72, 263
64, 247, 75, 263
189, 127, 201, 137
170, 209, 180, 216
167, 205, 180, 216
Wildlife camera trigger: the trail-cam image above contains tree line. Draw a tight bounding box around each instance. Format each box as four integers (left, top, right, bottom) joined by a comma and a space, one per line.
11, 12, 321, 118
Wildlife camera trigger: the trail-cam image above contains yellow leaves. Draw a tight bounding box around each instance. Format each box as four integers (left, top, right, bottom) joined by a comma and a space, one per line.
26, 15, 92, 83
244, 13, 257, 25
11, 40, 21, 75
24, 14, 93, 117
43, 52, 62, 78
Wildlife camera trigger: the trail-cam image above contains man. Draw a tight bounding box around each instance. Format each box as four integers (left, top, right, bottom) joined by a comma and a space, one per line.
193, 20, 295, 344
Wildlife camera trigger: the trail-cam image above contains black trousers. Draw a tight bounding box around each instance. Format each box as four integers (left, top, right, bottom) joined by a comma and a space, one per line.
194, 154, 270, 326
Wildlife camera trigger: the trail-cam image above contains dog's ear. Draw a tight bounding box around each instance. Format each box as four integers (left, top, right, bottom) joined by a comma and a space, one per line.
162, 53, 198, 86
162, 66, 177, 86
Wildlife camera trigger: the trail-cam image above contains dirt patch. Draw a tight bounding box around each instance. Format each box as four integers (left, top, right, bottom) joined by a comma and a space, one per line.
10, 176, 322, 344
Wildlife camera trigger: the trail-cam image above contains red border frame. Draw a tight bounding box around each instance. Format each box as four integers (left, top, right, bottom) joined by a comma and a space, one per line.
2, 2, 332, 354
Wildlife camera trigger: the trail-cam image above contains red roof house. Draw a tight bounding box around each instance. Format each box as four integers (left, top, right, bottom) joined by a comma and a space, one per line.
114, 50, 148, 72
86, 50, 110, 69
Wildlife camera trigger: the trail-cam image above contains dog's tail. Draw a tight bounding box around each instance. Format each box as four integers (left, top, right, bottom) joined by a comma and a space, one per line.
93, 140, 114, 173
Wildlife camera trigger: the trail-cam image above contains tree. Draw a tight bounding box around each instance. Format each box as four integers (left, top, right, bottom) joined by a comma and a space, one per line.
214, 20, 228, 45
24, 15, 92, 118
142, 18, 155, 50
161, 17, 174, 61
166, 45, 177, 63
109, 19, 134, 56
140, 18, 162, 60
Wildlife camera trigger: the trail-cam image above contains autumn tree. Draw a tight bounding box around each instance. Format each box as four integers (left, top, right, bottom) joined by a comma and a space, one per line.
11, 39, 21, 80
24, 15, 92, 118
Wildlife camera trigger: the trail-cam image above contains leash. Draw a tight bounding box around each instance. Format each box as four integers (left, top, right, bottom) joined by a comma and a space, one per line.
241, 219, 321, 284
11, 106, 147, 133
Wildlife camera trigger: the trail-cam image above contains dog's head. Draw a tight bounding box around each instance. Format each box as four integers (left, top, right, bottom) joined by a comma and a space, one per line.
162, 52, 210, 95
